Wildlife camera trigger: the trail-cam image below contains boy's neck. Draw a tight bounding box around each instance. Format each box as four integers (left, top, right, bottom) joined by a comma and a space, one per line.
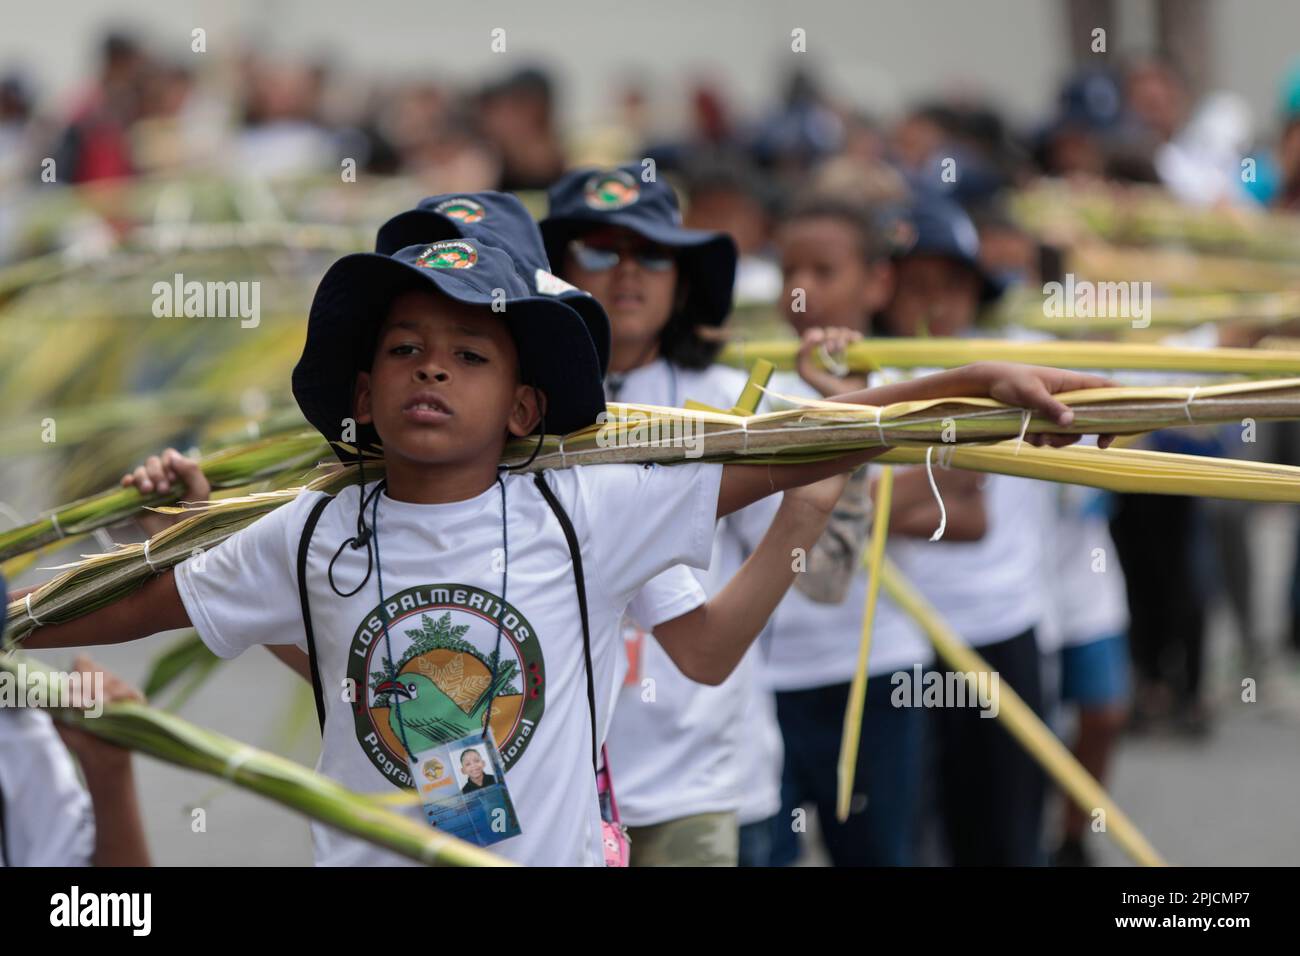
382, 454, 503, 504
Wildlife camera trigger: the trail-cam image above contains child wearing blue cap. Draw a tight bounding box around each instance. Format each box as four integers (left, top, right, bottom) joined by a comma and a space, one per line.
750, 193, 956, 867
23, 219, 1111, 865
877, 196, 1056, 866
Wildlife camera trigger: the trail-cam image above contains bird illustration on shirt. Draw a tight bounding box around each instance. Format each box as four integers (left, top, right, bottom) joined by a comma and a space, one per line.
375, 665, 512, 751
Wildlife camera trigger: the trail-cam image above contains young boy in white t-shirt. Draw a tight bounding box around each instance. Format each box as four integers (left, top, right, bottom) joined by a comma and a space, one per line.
21, 231, 1109, 866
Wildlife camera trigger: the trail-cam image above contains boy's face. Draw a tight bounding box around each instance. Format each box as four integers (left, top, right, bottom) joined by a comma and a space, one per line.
883, 254, 981, 338
777, 216, 890, 335
462, 750, 485, 781
354, 291, 542, 467
561, 225, 679, 356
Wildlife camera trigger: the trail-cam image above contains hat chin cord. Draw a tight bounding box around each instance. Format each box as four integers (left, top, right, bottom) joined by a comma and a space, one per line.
328, 456, 384, 599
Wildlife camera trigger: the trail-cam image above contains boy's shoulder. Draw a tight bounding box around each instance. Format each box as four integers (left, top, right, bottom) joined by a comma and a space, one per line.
224, 485, 340, 556
532, 461, 719, 520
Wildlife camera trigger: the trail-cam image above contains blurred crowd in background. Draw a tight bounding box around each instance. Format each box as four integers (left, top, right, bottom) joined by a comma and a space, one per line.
5, 27, 1300, 214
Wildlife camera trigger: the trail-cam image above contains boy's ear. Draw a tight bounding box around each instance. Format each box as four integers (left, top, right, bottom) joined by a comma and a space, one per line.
353, 371, 374, 425
507, 384, 545, 438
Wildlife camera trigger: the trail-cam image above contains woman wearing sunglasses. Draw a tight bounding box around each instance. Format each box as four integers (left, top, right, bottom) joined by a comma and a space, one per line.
541, 165, 781, 866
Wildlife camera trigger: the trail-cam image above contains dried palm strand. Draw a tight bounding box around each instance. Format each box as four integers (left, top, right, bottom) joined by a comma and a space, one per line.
5, 466, 358, 644
835, 466, 893, 823
505, 378, 1300, 469
14, 380, 1300, 642
0, 432, 329, 562
876, 441, 1300, 501
719, 337, 1300, 375
878, 559, 1165, 867
0, 651, 509, 866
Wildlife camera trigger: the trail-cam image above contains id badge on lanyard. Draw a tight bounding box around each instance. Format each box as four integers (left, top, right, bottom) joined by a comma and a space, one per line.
406, 727, 522, 849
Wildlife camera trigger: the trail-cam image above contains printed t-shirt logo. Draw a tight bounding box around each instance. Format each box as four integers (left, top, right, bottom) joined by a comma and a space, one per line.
584, 170, 640, 210
349, 584, 545, 789
434, 198, 486, 223
415, 240, 478, 269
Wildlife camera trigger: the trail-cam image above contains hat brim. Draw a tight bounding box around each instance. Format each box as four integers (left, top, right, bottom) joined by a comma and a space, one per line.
293, 253, 606, 462
541, 215, 738, 326
374, 209, 463, 257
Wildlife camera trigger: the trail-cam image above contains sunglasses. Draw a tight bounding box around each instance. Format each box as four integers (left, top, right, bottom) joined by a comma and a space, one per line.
568, 239, 675, 273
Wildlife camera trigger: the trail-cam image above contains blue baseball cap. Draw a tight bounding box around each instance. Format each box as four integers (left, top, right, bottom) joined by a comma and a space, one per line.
893, 196, 1004, 303
293, 237, 606, 462
375, 191, 611, 374
540, 164, 738, 326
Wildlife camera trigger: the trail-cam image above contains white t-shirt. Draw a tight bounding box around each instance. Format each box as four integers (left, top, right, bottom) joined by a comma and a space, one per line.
1039, 483, 1129, 652
604, 359, 776, 826
0, 710, 95, 866
734, 660, 785, 826
757, 372, 933, 692
887, 472, 1050, 648
175, 461, 723, 867
878, 338, 1081, 651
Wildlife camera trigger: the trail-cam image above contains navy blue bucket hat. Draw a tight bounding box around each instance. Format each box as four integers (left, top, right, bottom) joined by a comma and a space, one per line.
293, 237, 607, 462
539, 164, 738, 326
893, 196, 1005, 304
375, 191, 611, 374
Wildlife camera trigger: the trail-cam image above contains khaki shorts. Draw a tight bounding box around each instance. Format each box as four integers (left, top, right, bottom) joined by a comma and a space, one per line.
625, 811, 739, 867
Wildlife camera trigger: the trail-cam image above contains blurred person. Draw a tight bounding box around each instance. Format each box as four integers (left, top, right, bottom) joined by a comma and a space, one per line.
682, 153, 783, 305
1031, 70, 1125, 181
890, 103, 954, 180
52, 29, 150, 183
1155, 91, 1259, 206
401, 110, 501, 194
477, 66, 565, 191
966, 205, 1134, 846
757, 195, 939, 866
568, 78, 653, 168
0, 70, 55, 260
129, 61, 228, 174
810, 154, 909, 208
970, 199, 1039, 290
0, 576, 151, 867
233, 58, 338, 177
1124, 55, 1190, 148
1270, 62, 1300, 211
0, 73, 40, 181
876, 196, 1055, 866
1109, 488, 1210, 736
837, 110, 889, 168
1040, 485, 1131, 867
1257, 61, 1300, 652
751, 70, 843, 184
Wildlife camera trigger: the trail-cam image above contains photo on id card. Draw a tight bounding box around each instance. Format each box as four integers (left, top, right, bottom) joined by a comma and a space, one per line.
408, 727, 521, 847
